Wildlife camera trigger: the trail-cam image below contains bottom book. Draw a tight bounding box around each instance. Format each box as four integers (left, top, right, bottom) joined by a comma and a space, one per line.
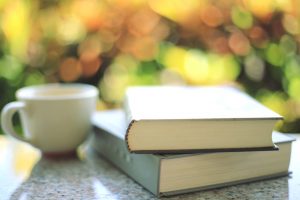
92, 110, 295, 197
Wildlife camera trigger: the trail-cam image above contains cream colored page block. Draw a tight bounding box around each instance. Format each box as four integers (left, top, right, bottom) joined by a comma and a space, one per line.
160, 143, 291, 192
128, 120, 274, 150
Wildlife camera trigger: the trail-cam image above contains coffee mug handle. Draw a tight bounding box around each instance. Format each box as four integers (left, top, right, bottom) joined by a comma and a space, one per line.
1, 101, 30, 143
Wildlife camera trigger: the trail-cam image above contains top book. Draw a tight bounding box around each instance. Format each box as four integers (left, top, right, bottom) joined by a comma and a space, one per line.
123, 86, 283, 153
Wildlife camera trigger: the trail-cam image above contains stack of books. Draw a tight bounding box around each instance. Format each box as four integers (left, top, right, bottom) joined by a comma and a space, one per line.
91, 86, 294, 197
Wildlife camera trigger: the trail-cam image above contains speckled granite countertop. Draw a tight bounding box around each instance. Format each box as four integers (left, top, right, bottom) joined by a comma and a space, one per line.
1, 134, 300, 200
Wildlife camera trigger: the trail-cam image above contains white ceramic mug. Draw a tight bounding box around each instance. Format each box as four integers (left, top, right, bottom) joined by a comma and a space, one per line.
1, 83, 98, 155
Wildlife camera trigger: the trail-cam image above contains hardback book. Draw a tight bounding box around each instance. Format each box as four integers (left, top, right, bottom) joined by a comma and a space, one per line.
92, 110, 294, 197
123, 86, 283, 153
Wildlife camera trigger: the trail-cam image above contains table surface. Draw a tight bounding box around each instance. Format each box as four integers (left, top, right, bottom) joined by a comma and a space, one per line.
0, 134, 299, 200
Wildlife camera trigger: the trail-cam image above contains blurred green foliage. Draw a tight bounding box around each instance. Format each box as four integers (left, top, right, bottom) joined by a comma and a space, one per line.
1, 0, 300, 132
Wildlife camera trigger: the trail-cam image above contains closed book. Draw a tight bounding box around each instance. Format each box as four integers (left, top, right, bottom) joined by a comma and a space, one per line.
123, 86, 282, 153
92, 110, 294, 197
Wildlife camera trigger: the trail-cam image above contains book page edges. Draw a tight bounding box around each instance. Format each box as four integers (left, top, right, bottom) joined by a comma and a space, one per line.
125, 119, 136, 152
159, 172, 290, 197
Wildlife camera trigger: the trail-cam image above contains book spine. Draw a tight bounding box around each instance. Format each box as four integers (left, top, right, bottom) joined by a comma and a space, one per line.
122, 93, 133, 123
92, 127, 161, 196
123, 93, 136, 152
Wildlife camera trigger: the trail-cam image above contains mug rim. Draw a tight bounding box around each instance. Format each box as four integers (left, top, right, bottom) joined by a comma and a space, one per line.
16, 83, 99, 100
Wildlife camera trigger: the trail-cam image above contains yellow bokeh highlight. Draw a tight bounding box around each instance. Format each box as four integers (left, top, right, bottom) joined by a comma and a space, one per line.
13, 142, 40, 177
208, 54, 240, 84
163, 45, 187, 76
258, 91, 288, 121
243, 0, 275, 18
100, 68, 130, 103
0, 136, 40, 179
162, 44, 240, 85
184, 50, 209, 84
57, 16, 86, 45
113, 54, 139, 73
149, 0, 203, 22
108, 0, 147, 9
288, 77, 300, 100
276, 0, 294, 13
1, 0, 31, 58
0, 0, 7, 9
99, 54, 138, 103
71, 0, 105, 31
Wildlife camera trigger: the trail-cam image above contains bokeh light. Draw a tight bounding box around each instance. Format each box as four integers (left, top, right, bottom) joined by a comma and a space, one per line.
229, 31, 251, 56
1, 0, 300, 132
244, 54, 265, 82
59, 57, 82, 82
201, 5, 224, 27
231, 6, 253, 29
